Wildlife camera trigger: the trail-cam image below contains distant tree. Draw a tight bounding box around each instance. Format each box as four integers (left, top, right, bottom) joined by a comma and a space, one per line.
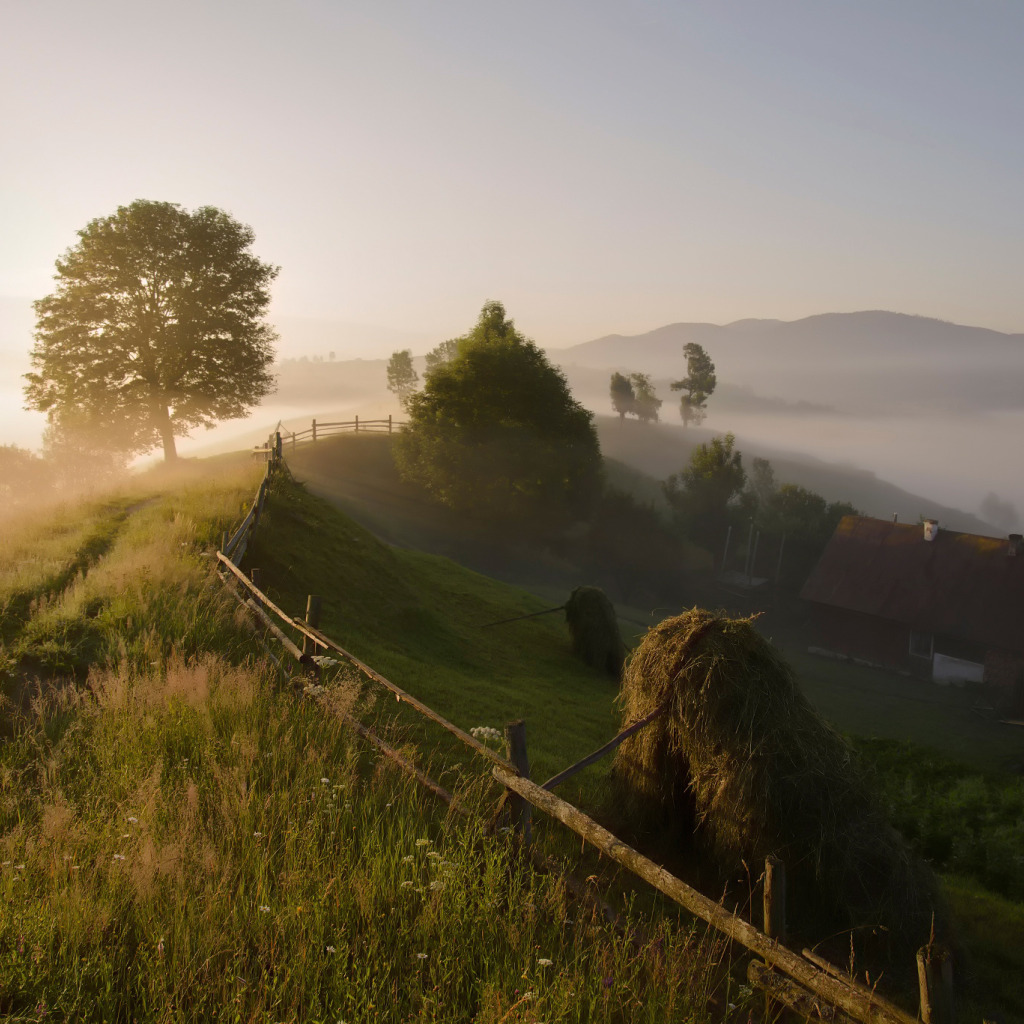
671, 342, 717, 427
24, 199, 278, 461
386, 349, 419, 410
394, 301, 601, 532
980, 491, 1020, 532
609, 372, 635, 420
629, 373, 662, 423
329, 351, 336, 361
748, 456, 778, 511
0, 444, 52, 506
663, 432, 745, 544
424, 338, 460, 374
41, 412, 128, 492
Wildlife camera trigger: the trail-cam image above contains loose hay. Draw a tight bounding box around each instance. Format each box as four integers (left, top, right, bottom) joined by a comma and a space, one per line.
613, 607, 948, 960
564, 586, 625, 680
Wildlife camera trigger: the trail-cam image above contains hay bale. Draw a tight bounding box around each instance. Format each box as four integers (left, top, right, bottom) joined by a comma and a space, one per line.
564, 586, 625, 680
613, 607, 947, 960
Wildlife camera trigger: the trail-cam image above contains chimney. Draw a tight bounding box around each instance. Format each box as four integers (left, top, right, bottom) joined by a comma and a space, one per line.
1009, 534, 1023, 557
923, 519, 939, 542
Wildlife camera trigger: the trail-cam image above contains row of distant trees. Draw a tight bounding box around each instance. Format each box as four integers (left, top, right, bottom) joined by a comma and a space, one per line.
609, 342, 717, 426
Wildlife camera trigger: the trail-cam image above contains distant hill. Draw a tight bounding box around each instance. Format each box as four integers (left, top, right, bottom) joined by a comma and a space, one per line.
551, 311, 1024, 415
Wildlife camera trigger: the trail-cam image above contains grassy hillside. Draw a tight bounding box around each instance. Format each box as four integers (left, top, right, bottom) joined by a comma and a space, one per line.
2, 454, 1023, 1021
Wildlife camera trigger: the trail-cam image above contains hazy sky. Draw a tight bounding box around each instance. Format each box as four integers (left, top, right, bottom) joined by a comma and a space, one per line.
3, 0, 1023, 363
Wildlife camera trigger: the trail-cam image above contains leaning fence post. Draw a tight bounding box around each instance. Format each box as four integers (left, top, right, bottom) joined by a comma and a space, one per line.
917, 945, 954, 1024
504, 720, 532, 848
302, 594, 322, 659
764, 855, 786, 946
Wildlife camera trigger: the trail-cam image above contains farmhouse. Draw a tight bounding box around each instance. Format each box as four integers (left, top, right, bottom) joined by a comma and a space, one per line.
800, 515, 1024, 709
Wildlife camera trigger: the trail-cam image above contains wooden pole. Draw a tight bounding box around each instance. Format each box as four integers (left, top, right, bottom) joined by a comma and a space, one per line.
764, 855, 786, 945
312, 418, 317, 442
748, 962, 859, 1024
388, 414, 392, 433
492, 767, 916, 1024
250, 568, 262, 594
917, 946, 954, 1024
302, 595, 322, 657
221, 531, 229, 555
355, 414, 359, 433
504, 721, 532, 848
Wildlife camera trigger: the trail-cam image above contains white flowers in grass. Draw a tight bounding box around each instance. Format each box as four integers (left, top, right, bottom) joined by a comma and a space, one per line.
400, 881, 413, 888
537, 958, 553, 967
415, 838, 431, 847
113, 854, 125, 862
416, 953, 428, 960
401, 855, 414, 863
320, 777, 330, 785
259, 905, 271, 913
304, 683, 326, 697
127, 816, 138, 824
253, 831, 263, 838
470, 726, 503, 746
326, 945, 336, 954
311, 655, 340, 668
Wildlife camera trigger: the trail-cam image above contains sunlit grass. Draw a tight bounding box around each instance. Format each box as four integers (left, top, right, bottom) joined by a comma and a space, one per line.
0, 657, 736, 1023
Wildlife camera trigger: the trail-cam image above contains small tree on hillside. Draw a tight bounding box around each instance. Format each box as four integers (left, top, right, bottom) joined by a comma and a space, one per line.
394, 301, 601, 533
663, 432, 745, 544
386, 349, 419, 410
748, 456, 777, 512
609, 372, 635, 420
24, 199, 278, 461
671, 342, 717, 427
630, 373, 662, 423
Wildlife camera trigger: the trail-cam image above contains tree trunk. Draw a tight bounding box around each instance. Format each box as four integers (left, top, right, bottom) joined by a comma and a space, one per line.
153, 402, 177, 461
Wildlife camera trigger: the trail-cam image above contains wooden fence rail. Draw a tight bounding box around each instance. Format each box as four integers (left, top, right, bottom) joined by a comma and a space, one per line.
213, 432, 938, 1024
254, 417, 403, 457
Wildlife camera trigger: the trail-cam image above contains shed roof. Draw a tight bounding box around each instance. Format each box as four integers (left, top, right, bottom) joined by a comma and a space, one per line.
800, 516, 1024, 653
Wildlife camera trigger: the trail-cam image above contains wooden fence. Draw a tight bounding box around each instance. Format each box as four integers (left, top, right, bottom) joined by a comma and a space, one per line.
254, 416, 402, 457
217, 432, 955, 1024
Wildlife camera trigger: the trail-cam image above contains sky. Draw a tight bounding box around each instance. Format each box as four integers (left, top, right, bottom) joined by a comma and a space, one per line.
1, 1, 1023, 454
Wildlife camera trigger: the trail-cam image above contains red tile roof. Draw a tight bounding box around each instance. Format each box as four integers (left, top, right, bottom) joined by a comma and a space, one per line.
800, 516, 1024, 653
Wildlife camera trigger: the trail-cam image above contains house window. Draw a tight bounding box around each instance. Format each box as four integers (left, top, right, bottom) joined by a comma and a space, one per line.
909, 631, 934, 659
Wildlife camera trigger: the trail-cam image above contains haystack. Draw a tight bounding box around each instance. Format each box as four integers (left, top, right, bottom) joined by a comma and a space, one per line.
613, 607, 947, 959
564, 586, 625, 680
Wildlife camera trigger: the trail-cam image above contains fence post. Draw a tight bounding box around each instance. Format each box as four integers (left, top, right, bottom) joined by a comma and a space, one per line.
388, 414, 392, 434
917, 945, 954, 1024
302, 594, 322, 658
221, 531, 229, 554
275, 432, 282, 460
250, 568, 262, 592
355, 415, 359, 433
764, 855, 786, 946
504, 720, 532, 848
312, 418, 317, 443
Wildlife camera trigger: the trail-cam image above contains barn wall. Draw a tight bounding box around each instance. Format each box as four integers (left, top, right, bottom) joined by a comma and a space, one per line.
808, 605, 925, 676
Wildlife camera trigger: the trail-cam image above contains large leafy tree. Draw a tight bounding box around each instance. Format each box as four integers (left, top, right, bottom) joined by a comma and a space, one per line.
671, 342, 717, 427
386, 349, 419, 410
663, 432, 745, 544
394, 301, 602, 531
24, 200, 278, 461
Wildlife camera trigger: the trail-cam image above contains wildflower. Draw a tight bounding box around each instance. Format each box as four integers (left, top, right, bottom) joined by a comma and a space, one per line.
401, 855, 414, 863
259, 905, 271, 913
400, 881, 413, 887
253, 831, 263, 838
326, 945, 336, 954
157, 938, 165, 958
537, 958, 553, 967
416, 953, 428, 960
429, 880, 444, 891
321, 777, 330, 785
121, 833, 130, 839
113, 854, 125, 862
127, 816, 138, 824
15, 863, 25, 870
426, 851, 441, 860
415, 838, 431, 847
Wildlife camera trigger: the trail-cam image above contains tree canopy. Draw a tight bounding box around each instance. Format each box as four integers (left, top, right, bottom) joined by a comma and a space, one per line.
24, 199, 278, 461
386, 349, 419, 409
671, 342, 717, 427
629, 373, 663, 423
394, 301, 601, 531
663, 432, 745, 544
609, 372, 635, 420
